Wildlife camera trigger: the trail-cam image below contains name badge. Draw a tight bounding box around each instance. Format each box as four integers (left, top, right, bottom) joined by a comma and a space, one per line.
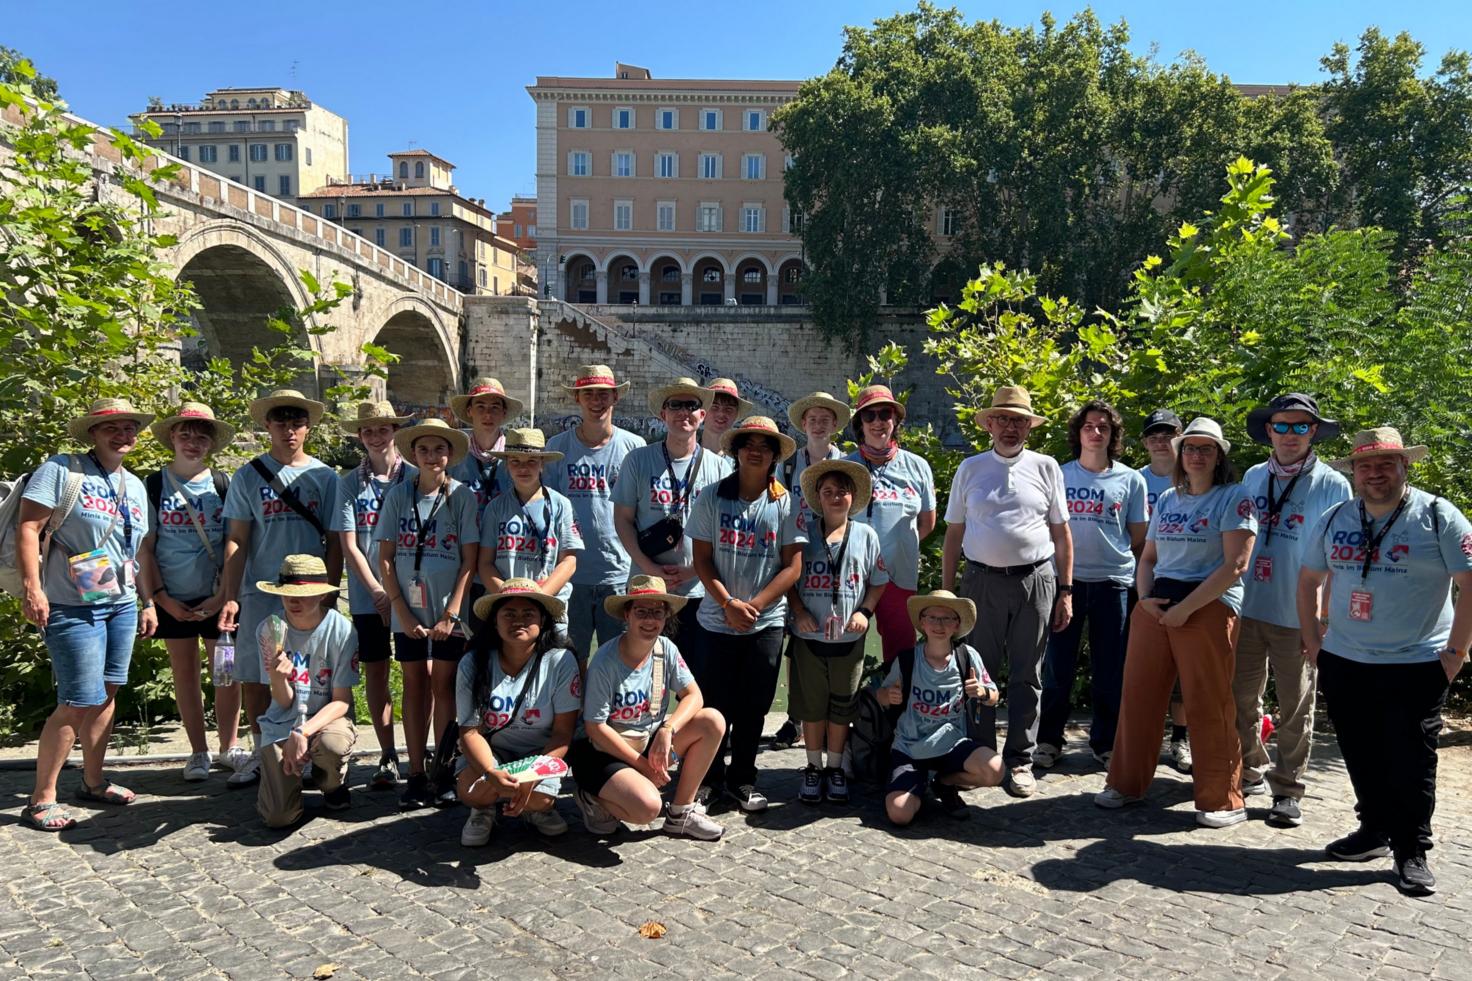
1349, 589, 1373, 622
407, 576, 429, 609
1253, 556, 1273, 583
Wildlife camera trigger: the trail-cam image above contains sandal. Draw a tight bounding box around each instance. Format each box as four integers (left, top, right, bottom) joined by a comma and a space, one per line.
23, 801, 78, 831
76, 779, 137, 805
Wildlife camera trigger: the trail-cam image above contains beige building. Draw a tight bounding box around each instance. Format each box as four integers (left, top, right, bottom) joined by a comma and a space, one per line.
297, 150, 521, 296
528, 63, 805, 306
132, 87, 348, 199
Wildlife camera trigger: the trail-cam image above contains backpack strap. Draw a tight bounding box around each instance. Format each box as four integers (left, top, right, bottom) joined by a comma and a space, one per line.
44, 456, 89, 556
145, 470, 163, 515
250, 458, 326, 539
899, 648, 916, 706
1431, 496, 1443, 536
212, 468, 230, 502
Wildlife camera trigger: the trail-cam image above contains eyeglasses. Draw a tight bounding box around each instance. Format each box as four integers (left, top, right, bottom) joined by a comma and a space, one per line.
1269, 421, 1313, 436
663, 399, 701, 414
1181, 443, 1219, 456
921, 613, 961, 625
859, 408, 895, 423
628, 606, 669, 620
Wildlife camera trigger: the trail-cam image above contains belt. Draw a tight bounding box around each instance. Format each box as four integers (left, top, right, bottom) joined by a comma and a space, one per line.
968, 557, 1049, 576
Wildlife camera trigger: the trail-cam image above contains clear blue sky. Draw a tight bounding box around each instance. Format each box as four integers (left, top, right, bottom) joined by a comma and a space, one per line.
8, 1, 1469, 209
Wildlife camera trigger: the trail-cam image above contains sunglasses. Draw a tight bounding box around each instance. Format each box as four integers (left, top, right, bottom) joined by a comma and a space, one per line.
1269, 421, 1313, 435
859, 408, 895, 423
663, 399, 702, 413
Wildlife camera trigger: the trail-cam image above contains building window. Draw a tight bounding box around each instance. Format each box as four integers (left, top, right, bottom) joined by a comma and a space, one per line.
275, 143, 292, 161
347, 204, 361, 217
479, 267, 488, 287
569, 106, 589, 128
698, 203, 722, 232
428, 257, 445, 279
278, 175, 291, 196
657, 201, 675, 232
745, 109, 765, 132
230, 98, 239, 109
613, 151, 634, 178
198, 145, 217, 163
229, 120, 247, 133
375, 228, 386, 247
402, 202, 413, 216
614, 107, 633, 129
259, 120, 276, 132
305, 148, 312, 166
529, 224, 537, 237
742, 206, 765, 233
569, 151, 590, 177
656, 152, 677, 179
400, 227, 413, 247
614, 200, 632, 231
249, 143, 267, 162
699, 153, 721, 180
375, 203, 384, 217
657, 108, 677, 130
399, 161, 408, 178
285, 120, 299, 132
177, 145, 190, 161
743, 154, 765, 180
253, 175, 265, 191
570, 199, 589, 230
208, 121, 225, 133
415, 161, 425, 178
323, 203, 336, 219
184, 121, 201, 134
430, 202, 440, 216
431, 226, 441, 246
700, 108, 721, 131
785, 207, 805, 233
941, 207, 958, 236
227, 144, 240, 162
513, 224, 522, 238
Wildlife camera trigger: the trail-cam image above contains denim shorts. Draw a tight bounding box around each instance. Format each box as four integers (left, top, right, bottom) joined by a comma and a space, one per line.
44, 601, 138, 707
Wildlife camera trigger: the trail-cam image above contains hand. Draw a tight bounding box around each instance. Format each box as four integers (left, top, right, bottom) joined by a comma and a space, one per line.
138, 605, 158, 638
726, 599, 759, 632
1136, 598, 1168, 623
370, 587, 391, 618
661, 564, 690, 586
1302, 632, 1323, 668
982, 687, 1001, 707
1441, 649, 1466, 683
1051, 593, 1073, 632
1160, 603, 1191, 629
281, 730, 309, 775
216, 599, 239, 634
963, 676, 981, 699
879, 683, 904, 707
794, 608, 819, 635
270, 650, 294, 682
22, 586, 49, 629
502, 780, 535, 816
192, 591, 225, 618
156, 592, 191, 621
488, 767, 520, 796
636, 755, 671, 788
430, 615, 455, 642
845, 611, 870, 634
647, 726, 673, 780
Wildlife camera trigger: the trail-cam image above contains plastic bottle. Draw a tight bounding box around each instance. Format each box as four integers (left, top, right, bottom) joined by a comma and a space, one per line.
213, 631, 236, 687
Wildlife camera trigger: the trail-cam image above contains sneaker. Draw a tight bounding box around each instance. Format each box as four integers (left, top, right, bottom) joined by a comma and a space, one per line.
1004, 765, 1036, 798
461, 807, 496, 846
524, 806, 568, 837
369, 754, 400, 790
181, 751, 212, 783
799, 765, 823, 805
1094, 786, 1144, 809
1032, 743, 1062, 769
933, 782, 969, 820
729, 784, 768, 813
300, 761, 317, 790
1241, 777, 1269, 797
322, 784, 351, 811
1325, 827, 1391, 862
218, 746, 252, 773
1393, 854, 1437, 896
398, 772, 434, 810
433, 774, 459, 808
1169, 739, 1193, 774
1267, 795, 1303, 828
1197, 807, 1248, 828
1091, 749, 1112, 769
662, 802, 724, 841
823, 767, 849, 804
574, 787, 620, 835
771, 719, 800, 750
225, 750, 260, 788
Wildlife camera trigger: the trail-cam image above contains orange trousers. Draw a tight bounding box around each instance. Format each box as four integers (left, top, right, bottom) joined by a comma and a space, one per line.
1107, 601, 1244, 812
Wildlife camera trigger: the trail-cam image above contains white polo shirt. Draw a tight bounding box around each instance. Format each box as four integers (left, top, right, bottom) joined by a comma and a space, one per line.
945, 448, 1066, 567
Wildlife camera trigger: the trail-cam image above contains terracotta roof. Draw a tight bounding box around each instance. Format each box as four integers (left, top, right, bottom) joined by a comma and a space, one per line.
531, 76, 801, 92
388, 148, 456, 167
299, 184, 462, 198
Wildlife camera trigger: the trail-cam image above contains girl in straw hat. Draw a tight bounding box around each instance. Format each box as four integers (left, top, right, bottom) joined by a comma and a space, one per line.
375, 418, 479, 809
878, 591, 1002, 825
17, 398, 153, 830
330, 400, 416, 791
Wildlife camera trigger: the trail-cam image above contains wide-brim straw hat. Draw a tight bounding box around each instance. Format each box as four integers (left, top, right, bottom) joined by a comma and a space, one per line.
980, 385, 1047, 427
788, 391, 852, 430
852, 384, 906, 423
394, 417, 470, 466
906, 590, 977, 637
561, 363, 630, 397
1245, 393, 1342, 446
1328, 427, 1428, 472
800, 460, 871, 518
648, 377, 715, 415
451, 377, 526, 424
721, 415, 797, 462
489, 427, 564, 462
149, 402, 233, 447
249, 389, 326, 429
473, 577, 566, 622
341, 399, 413, 432
1171, 417, 1232, 456
704, 378, 755, 418
69, 397, 155, 442
603, 575, 689, 617
256, 554, 340, 597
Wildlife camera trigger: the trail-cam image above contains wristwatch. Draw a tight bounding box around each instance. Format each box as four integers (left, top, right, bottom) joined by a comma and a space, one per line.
856, 606, 874, 619
446, 613, 463, 625
1442, 647, 1469, 660
1057, 583, 1073, 594
140, 599, 155, 610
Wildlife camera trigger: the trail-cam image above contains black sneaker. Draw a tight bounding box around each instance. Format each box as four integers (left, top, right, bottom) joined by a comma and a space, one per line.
398, 772, 433, 810
1325, 827, 1391, 861
433, 774, 459, 809
1393, 853, 1437, 896
1267, 795, 1303, 828
823, 767, 849, 804
772, 719, 801, 750
799, 765, 822, 805
933, 782, 969, 820
323, 784, 351, 811
369, 754, 400, 790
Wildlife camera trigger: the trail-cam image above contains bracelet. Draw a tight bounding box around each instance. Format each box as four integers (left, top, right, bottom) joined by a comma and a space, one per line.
856, 606, 874, 619
720, 594, 734, 608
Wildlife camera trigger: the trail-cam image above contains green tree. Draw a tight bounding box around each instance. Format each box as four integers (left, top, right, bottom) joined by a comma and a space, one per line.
0, 47, 58, 101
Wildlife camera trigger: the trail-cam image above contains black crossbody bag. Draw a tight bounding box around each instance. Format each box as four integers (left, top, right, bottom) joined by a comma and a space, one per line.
637, 444, 701, 558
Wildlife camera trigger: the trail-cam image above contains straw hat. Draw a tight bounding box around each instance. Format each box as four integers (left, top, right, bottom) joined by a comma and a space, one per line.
255, 554, 341, 597
341, 399, 412, 432
799, 460, 871, 517
488, 427, 565, 462
450, 377, 525, 424
472, 577, 566, 623
394, 417, 470, 465
788, 391, 852, 430
1171, 417, 1232, 456
851, 384, 906, 423
906, 590, 977, 637
648, 377, 715, 414
1245, 393, 1341, 446
68, 397, 155, 442
1328, 427, 1428, 472
149, 401, 234, 447
720, 416, 797, 462
704, 378, 755, 418
980, 385, 1047, 427
603, 574, 689, 617
561, 363, 630, 396
248, 389, 325, 429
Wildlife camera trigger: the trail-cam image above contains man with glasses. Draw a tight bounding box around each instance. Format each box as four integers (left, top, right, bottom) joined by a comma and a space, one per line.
1138, 408, 1192, 773
942, 386, 1071, 798
1237, 394, 1350, 828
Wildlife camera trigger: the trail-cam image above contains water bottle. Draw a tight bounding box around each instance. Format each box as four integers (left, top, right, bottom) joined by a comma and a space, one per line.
293, 672, 311, 726
213, 631, 236, 688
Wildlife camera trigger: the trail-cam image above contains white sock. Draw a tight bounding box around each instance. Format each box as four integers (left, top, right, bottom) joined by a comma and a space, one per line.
806, 749, 824, 768
827, 750, 844, 770
669, 802, 691, 816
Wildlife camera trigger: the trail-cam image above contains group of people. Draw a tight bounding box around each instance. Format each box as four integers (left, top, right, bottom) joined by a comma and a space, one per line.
11, 368, 1466, 898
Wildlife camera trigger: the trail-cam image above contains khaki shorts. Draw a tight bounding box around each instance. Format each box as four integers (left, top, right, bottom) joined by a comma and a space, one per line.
788, 634, 866, 724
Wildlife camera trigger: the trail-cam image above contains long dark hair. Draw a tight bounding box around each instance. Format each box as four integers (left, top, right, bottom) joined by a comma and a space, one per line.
467, 600, 559, 713
1067, 401, 1125, 461
717, 433, 780, 499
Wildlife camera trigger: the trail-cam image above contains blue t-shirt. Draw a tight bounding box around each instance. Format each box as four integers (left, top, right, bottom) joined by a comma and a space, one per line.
23, 454, 149, 607
330, 461, 416, 615
786, 444, 844, 507
1303, 488, 1472, 665
789, 513, 888, 643
1148, 483, 1258, 614
255, 609, 359, 748
687, 484, 805, 634
580, 636, 695, 739
881, 644, 996, 759
1240, 461, 1352, 628
1138, 464, 1174, 517
151, 469, 226, 599
455, 646, 581, 761
544, 426, 645, 586
449, 439, 509, 519
478, 486, 583, 618
374, 477, 479, 633
610, 442, 731, 598
846, 448, 936, 591
223, 455, 337, 604
1063, 461, 1148, 585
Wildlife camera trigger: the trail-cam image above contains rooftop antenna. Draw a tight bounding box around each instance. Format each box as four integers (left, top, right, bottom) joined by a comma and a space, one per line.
290, 60, 299, 82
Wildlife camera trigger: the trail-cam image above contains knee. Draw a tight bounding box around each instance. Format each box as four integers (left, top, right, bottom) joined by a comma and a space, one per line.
694, 707, 726, 736
885, 795, 916, 826
627, 788, 663, 825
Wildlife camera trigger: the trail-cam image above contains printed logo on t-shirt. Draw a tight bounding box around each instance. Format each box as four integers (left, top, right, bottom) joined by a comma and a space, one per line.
1328, 529, 1409, 576
1066, 486, 1123, 522
719, 509, 777, 551
608, 686, 651, 723
158, 494, 222, 529
494, 513, 557, 556
1461, 533, 1472, 558
480, 689, 543, 730
562, 461, 616, 495
1236, 498, 1253, 519
646, 471, 696, 506
910, 684, 962, 719
393, 516, 457, 555
801, 557, 862, 595
569, 673, 582, 698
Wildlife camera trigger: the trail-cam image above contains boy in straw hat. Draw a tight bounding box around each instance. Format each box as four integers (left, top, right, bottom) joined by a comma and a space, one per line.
449, 376, 524, 515
217, 389, 340, 790
1299, 427, 1472, 896
330, 400, 416, 790
545, 364, 646, 660
700, 377, 754, 457
252, 555, 360, 828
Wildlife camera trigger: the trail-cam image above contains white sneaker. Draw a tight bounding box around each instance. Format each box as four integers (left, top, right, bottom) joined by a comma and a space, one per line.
1197, 807, 1247, 828
1004, 766, 1036, 798
524, 806, 568, 837
218, 746, 252, 772
1169, 738, 1193, 774
730, 785, 768, 812
663, 802, 724, 840
574, 787, 620, 835
1032, 743, 1062, 769
182, 751, 212, 782
461, 807, 496, 846
225, 750, 260, 787
1092, 749, 1112, 769
1094, 787, 1144, 809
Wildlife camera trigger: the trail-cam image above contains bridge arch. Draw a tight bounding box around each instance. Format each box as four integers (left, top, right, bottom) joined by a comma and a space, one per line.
368, 295, 460, 415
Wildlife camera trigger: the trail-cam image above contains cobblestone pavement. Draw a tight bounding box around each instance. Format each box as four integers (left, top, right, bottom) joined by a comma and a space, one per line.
2, 729, 1469, 981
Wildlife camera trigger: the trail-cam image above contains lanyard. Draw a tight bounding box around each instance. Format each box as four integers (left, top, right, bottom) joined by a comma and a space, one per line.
361, 458, 405, 509
1262, 467, 1305, 545
1357, 493, 1410, 581
661, 442, 701, 517
87, 451, 132, 556
861, 457, 891, 520
476, 455, 500, 497
517, 486, 554, 561
819, 516, 852, 609
409, 480, 450, 574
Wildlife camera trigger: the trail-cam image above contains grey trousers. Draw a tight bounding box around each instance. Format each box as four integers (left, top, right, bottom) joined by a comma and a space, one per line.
1233, 616, 1316, 799
958, 561, 1056, 769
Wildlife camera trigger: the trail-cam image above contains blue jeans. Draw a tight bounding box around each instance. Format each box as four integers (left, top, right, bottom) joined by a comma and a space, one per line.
1038, 579, 1129, 755
565, 582, 624, 660
44, 601, 137, 707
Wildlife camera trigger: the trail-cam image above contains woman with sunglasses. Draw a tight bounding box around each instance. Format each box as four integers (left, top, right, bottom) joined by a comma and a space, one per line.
845, 386, 937, 665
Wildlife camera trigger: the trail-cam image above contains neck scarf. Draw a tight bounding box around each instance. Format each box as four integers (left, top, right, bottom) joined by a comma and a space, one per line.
1268, 450, 1316, 478
859, 440, 899, 466
469, 430, 504, 463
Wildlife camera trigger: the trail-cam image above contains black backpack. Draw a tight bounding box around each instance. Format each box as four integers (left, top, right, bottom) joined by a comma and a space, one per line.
848, 646, 985, 788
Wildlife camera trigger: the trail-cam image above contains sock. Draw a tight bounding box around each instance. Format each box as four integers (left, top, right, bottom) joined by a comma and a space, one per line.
1172, 725, 1188, 741
806, 749, 824, 768
669, 802, 691, 816
827, 751, 843, 770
